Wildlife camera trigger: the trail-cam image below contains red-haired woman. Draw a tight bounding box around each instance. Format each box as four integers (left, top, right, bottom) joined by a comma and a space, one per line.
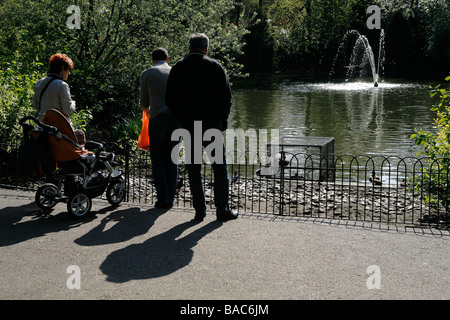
33, 53, 76, 125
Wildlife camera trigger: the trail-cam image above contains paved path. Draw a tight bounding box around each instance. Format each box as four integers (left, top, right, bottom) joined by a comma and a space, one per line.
0, 188, 449, 302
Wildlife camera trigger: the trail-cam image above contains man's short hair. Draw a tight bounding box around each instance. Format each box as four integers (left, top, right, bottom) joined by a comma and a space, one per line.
189, 33, 209, 52
152, 47, 169, 61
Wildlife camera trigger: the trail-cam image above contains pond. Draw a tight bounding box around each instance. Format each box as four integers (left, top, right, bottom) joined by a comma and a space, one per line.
229, 74, 437, 159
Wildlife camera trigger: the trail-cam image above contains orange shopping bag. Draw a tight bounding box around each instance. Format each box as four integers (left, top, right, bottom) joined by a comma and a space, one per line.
138, 110, 150, 150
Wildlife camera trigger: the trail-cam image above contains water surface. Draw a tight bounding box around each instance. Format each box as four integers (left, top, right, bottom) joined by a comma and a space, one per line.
229, 75, 436, 159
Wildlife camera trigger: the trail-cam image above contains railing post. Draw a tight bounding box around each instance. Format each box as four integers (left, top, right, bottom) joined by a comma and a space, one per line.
124, 143, 130, 202
279, 150, 285, 215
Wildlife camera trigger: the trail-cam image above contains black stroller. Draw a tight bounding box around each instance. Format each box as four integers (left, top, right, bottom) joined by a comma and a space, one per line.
19, 109, 126, 218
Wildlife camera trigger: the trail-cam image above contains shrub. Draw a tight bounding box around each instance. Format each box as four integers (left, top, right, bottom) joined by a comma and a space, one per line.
0, 52, 43, 147
411, 76, 450, 211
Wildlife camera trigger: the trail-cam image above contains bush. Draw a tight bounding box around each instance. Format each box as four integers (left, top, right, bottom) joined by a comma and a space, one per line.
0, 52, 44, 146
411, 75, 450, 211
111, 112, 141, 145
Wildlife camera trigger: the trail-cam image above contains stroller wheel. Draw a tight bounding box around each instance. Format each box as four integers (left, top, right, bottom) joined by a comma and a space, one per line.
106, 179, 125, 206
35, 183, 59, 210
67, 193, 92, 218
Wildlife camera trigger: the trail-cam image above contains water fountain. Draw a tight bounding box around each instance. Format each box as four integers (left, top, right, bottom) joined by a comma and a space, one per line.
330, 29, 385, 87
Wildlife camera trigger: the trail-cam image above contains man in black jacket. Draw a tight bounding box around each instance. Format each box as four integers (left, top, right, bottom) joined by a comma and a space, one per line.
166, 32, 238, 222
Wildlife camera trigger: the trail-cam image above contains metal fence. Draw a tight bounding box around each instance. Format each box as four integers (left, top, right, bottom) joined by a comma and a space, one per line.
1, 142, 449, 228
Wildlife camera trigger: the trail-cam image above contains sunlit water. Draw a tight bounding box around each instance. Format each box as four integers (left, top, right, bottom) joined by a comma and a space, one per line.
229, 75, 437, 159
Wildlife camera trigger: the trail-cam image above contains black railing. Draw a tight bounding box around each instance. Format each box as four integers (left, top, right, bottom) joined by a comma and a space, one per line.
1, 142, 449, 228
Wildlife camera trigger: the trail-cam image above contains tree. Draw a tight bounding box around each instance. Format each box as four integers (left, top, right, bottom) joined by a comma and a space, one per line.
264, 0, 364, 71
0, 0, 251, 143
376, 0, 450, 79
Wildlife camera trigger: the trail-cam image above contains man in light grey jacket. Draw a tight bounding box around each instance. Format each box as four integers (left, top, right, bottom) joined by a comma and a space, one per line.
33, 53, 76, 125
140, 48, 180, 209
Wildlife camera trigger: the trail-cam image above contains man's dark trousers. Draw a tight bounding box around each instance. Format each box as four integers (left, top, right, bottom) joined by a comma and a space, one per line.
184, 124, 230, 214
149, 113, 180, 204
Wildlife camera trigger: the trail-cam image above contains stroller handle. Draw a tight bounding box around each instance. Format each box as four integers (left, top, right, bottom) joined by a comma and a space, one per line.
19, 115, 58, 133
85, 140, 103, 150
85, 140, 105, 158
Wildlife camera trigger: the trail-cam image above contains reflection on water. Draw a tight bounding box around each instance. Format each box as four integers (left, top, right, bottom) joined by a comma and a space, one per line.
229, 75, 436, 158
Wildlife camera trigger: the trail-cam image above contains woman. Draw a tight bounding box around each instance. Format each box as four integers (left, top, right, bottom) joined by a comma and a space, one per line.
33, 54, 86, 187
33, 53, 76, 125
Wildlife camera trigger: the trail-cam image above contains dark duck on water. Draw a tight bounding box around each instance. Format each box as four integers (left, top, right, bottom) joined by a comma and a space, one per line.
369, 170, 382, 185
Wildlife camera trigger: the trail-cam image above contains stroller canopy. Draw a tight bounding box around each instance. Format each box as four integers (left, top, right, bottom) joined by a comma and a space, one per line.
43, 109, 86, 162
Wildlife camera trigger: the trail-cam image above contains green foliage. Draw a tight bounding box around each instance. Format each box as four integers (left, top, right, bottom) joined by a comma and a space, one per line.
1, 0, 448, 146
412, 76, 450, 160
375, 0, 450, 79
0, 52, 44, 146
263, 0, 366, 70
72, 107, 93, 132
242, 0, 449, 74
0, 0, 251, 143
111, 113, 141, 144
411, 76, 450, 210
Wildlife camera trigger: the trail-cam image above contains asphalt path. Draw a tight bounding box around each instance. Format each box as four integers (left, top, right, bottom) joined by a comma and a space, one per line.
0, 188, 449, 304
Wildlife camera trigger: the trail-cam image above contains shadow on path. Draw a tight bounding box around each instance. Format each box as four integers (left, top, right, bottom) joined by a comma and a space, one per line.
0, 201, 97, 247
74, 207, 167, 246
100, 219, 223, 283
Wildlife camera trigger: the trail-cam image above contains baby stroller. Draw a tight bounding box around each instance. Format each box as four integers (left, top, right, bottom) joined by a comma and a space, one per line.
19, 109, 126, 218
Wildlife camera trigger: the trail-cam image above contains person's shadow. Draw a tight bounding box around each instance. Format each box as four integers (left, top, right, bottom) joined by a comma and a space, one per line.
0, 201, 96, 247
99, 219, 223, 283
74, 207, 165, 246
0, 197, 149, 247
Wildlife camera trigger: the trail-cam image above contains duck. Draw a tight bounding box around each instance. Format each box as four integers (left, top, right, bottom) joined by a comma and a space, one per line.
400, 178, 410, 187
231, 170, 239, 184
279, 158, 290, 167
369, 170, 382, 185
